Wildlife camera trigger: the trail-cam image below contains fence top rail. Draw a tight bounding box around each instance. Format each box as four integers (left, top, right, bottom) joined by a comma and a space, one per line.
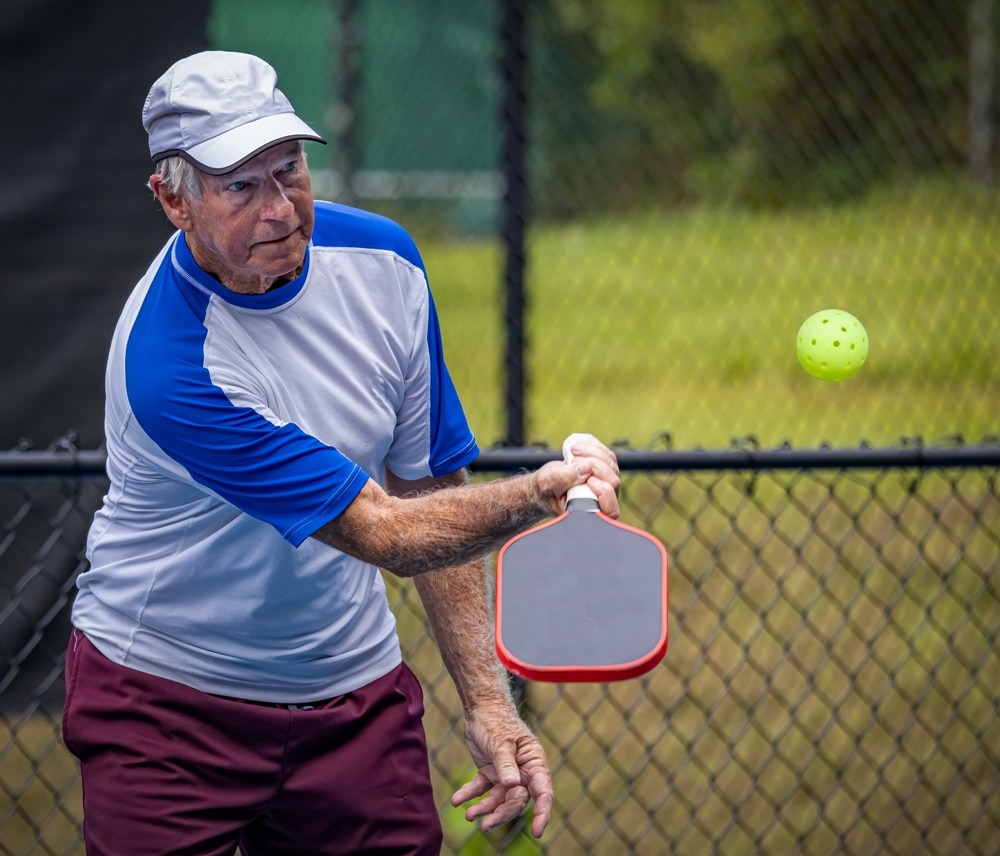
1, 442, 998, 479
472, 443, 1000, 472
0, 449, 109, 478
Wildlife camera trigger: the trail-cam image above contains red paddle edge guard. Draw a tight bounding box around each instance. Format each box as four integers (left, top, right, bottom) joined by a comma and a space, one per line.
495, 510, 669, 683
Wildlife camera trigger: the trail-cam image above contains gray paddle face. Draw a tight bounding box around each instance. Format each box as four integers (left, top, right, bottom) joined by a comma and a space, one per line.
497, 509, 668, 681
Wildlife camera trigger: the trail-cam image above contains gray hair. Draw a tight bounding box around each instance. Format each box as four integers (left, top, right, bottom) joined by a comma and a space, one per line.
152, 155, 202, 198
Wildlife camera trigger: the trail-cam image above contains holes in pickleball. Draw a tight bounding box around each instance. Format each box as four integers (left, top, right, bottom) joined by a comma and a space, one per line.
833, 340, 841, 347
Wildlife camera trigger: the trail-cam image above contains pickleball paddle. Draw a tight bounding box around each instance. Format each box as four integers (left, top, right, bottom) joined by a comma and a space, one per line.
496, 434, 668, 682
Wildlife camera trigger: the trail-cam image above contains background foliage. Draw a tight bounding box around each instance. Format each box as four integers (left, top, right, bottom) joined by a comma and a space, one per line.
537, 0, 972, 211
208, 0, 997, 451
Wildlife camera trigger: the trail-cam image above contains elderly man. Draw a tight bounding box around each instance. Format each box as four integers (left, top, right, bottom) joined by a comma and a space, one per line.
62, 51, 620, 855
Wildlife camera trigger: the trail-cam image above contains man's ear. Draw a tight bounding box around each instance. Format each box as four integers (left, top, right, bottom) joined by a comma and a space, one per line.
149, 174, 194, 231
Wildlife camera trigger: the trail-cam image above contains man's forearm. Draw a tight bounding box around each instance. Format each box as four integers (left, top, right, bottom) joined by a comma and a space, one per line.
414, 555, 513, 712
312, 438, 620, 578
381, 468, 514, 709
313, 472, 549, 577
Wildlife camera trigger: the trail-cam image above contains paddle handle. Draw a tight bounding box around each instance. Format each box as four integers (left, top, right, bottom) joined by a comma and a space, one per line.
563, 433, 600, 509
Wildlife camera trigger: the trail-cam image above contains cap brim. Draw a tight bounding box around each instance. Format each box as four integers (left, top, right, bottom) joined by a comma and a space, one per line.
153, 111, 326, 175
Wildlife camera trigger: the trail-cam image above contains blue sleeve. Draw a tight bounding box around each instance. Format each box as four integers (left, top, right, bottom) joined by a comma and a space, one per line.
426, 290, 479, 475
124, 270, 368, 547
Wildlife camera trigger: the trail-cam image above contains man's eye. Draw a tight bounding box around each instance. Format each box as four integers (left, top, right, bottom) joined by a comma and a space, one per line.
281, 160, 297, 173
227, 180, 249, 192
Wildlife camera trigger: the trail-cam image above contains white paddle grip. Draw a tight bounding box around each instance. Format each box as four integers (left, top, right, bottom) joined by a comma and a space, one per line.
563, 432, 599, 504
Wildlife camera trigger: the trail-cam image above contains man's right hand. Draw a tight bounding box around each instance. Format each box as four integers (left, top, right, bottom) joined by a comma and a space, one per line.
533, 435, 621, 517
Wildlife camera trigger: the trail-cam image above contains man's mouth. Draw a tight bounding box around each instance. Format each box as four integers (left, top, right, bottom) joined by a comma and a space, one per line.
257, 229, 297, 247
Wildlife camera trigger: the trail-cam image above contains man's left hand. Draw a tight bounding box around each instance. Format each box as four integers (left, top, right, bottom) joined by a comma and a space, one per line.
451, 701, 553, 838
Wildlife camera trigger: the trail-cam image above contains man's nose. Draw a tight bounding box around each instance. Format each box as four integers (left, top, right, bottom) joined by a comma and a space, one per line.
259, 183, 294, 219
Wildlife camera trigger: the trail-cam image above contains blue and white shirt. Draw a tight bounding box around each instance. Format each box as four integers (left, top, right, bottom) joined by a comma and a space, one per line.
72, 201, 479, 702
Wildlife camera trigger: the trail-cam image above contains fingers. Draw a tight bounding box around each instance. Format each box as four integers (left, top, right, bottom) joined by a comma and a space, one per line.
538, 436, 621, 517
565, 434, 617, 471
490, 736, 522, 787
466, 783, 531, 831
452, 713, 555, 839
529, 788, 554, 838
454, 775, 552, 838
569, 436, 619, 487
588, 471, 621, 517
450, 770, 492, 807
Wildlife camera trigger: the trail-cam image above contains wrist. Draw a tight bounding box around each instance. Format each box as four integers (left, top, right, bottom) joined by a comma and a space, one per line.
465, 690, 518, 719
526, 467, 560, 518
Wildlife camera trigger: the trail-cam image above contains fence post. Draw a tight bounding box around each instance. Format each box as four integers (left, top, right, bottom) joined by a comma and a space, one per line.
333, 0, 361, 205
500, 0, 528, 446
969, 0, 994, 184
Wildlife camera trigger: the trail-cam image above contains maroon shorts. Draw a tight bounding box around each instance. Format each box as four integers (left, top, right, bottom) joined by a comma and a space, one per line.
62, 629, 443, 855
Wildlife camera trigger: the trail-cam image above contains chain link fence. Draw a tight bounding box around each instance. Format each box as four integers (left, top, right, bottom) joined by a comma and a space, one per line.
518, 0, 997, 451
2, 440, 999, 855
3, 0, 998, 852
203, 0, 998, 452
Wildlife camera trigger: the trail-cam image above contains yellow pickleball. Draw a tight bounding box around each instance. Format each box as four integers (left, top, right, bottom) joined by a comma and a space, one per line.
796, 309, 869, 381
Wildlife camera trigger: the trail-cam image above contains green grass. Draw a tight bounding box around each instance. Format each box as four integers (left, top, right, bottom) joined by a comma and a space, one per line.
422, 179, 999, 450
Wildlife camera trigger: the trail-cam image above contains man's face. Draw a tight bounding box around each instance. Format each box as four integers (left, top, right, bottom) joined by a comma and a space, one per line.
182, 141, 315, 293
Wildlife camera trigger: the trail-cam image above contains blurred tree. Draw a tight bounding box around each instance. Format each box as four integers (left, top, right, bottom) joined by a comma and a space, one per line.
534, 0, 728, 215
537, 0, 972, 212
735, 0, 968, 204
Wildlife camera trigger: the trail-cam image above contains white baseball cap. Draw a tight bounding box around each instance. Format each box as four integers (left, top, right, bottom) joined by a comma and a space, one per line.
143, 51, 326, 175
